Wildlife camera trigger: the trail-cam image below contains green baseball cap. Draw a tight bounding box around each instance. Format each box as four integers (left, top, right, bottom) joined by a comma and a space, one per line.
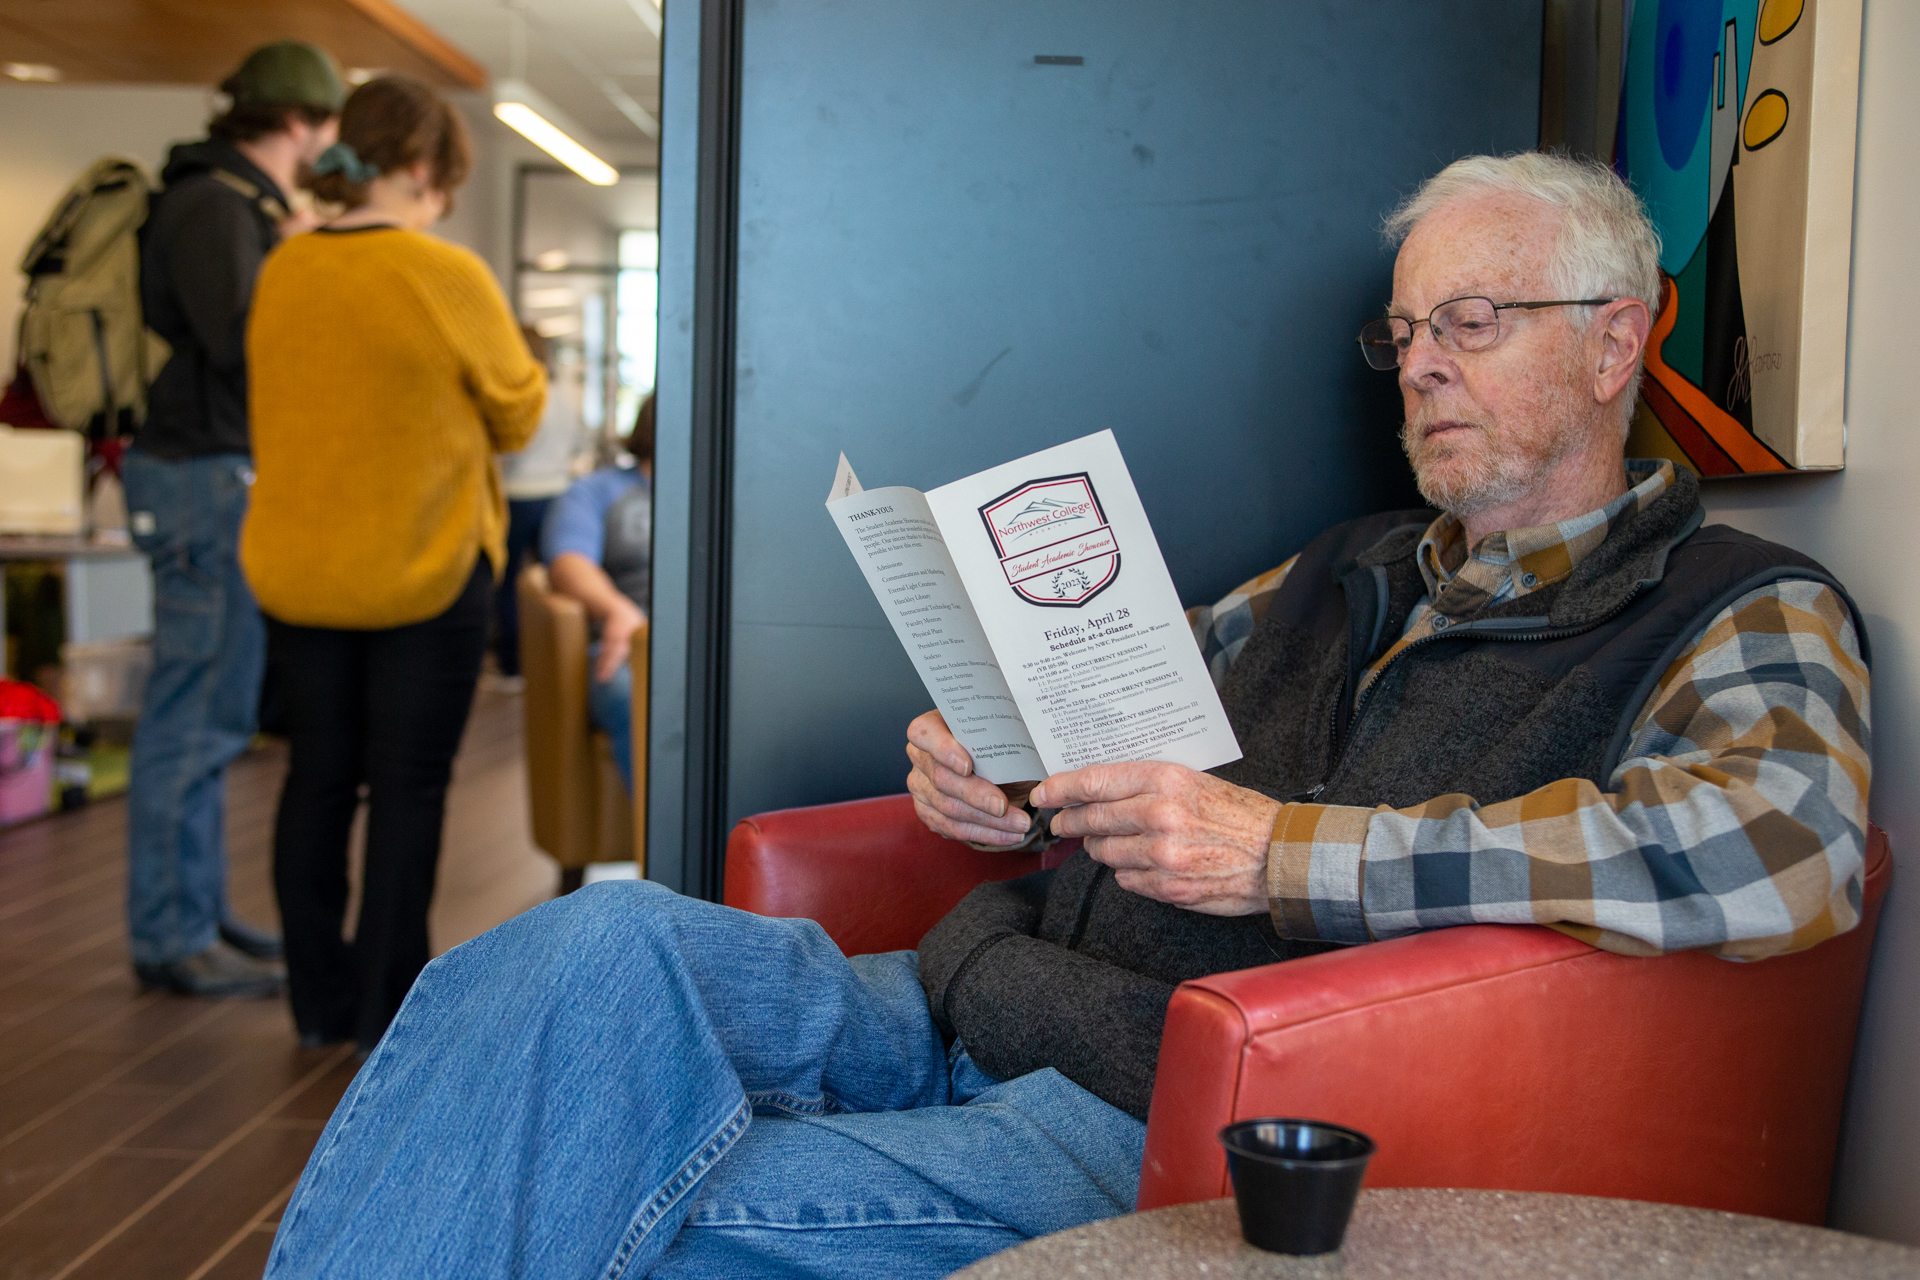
223, 41, 347, 111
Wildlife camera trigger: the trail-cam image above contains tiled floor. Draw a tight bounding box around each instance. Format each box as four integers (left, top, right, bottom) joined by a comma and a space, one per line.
0, 690, 558, 1279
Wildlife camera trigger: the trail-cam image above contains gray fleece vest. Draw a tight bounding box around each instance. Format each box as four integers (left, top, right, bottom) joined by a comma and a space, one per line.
925, 466, 1865, 1119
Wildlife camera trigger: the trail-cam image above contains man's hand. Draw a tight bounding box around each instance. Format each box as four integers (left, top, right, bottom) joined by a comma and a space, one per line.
906, 710, 1037, 847
596, 598, 646, 683
549, 551, 646, 683
1030, 764, 1280, 916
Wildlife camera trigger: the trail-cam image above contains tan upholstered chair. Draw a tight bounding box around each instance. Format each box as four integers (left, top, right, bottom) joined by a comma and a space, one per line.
517, 564, 648, 887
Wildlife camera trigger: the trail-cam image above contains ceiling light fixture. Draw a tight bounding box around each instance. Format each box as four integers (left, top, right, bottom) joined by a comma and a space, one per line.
623, 0, 662, 37
493, 78, 619, 186
5, 63, 60, 82
511, 1, 658, 142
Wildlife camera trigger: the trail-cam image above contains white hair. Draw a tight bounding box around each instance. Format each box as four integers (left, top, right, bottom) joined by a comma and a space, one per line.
1383, 152, 1662, 310
1383, 152, 1662, 428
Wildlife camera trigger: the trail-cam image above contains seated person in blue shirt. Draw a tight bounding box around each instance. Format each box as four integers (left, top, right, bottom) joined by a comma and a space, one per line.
539, 395, 652, 788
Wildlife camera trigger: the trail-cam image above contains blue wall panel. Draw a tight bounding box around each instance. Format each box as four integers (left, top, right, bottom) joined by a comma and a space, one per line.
724, 0, 1540, 828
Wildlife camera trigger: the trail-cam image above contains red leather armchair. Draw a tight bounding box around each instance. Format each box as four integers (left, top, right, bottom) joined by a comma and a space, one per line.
724, 795, 1891, 1225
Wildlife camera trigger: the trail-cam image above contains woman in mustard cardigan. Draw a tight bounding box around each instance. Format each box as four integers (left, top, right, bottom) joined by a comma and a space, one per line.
243, 76, 544, 1053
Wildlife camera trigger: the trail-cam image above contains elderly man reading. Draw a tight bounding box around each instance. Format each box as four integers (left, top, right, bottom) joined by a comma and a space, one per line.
265, 154, 1869, 1280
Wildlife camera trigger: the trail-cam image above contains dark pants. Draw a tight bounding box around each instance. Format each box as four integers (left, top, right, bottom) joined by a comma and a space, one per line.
267, 561, 492, 1048
492, 497, 552, 677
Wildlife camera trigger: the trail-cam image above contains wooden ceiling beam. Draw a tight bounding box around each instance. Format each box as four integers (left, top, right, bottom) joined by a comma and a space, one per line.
0, 0, 487, 91
0, 14, 127, 81
340, 0, 486, 89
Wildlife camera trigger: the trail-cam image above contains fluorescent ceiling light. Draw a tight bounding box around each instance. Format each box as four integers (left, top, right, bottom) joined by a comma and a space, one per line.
5, 63, 60, 82
496, 103, 619, 186
624, 0, 662, 37
493, 79, 618, 186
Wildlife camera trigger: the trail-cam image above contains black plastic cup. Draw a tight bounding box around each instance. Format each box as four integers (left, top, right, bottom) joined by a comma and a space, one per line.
1218, 1118, 1375, 1255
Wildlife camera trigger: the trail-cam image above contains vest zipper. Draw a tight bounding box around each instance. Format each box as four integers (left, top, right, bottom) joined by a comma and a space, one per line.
1290, 700, 1344, 801
1294, 583, 1652, 805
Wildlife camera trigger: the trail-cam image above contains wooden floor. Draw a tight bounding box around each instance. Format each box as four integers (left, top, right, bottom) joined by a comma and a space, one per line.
0, 690, 559, 1280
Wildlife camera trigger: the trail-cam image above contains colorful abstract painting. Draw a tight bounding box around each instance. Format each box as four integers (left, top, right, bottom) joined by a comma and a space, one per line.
1617, 0, 1862, 474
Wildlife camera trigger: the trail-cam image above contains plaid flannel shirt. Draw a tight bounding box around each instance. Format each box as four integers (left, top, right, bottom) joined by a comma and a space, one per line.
1188, 462, 1871, 960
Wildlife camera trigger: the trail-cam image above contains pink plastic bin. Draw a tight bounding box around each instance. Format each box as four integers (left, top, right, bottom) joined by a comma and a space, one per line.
0, 718, 54, 824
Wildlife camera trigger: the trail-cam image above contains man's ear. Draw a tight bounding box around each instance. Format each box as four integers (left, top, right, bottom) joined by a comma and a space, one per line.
1593, 297, 1651, 407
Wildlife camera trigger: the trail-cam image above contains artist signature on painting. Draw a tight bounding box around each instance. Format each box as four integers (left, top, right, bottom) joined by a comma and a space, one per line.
1727, 337, 1784, 409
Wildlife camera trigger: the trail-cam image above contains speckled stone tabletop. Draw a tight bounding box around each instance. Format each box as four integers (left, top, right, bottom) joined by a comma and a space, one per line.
947, 1189, 1920, 1279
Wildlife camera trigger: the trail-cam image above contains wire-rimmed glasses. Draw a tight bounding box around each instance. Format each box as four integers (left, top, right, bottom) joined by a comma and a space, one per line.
1357, 295, 1618, 370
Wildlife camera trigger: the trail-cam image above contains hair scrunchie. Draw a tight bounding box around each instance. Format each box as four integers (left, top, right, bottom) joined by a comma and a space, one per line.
313, 142, 380, 184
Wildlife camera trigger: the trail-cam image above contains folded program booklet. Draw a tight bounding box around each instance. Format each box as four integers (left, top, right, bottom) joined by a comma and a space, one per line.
826, 429, 1243, 784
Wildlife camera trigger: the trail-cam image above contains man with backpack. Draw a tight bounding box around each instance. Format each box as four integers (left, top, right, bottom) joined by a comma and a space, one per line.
125, 41, 345, 999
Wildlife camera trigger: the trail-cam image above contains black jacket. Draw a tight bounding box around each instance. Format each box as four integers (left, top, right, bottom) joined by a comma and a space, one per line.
138, 140, 287, 459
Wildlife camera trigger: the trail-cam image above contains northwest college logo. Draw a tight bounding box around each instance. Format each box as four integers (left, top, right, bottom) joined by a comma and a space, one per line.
978, 472, 1120, 607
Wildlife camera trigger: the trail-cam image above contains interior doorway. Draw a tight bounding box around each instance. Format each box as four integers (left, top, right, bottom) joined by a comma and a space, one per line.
511, 164, 660, 456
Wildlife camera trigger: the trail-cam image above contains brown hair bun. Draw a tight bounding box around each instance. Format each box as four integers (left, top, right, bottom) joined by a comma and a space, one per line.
308, 75, 474, 213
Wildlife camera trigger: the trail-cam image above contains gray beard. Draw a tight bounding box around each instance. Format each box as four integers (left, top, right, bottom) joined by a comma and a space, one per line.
1401, 410, 1584, 520
1413, 435, 1543, 514
1403, 425, 1537, 517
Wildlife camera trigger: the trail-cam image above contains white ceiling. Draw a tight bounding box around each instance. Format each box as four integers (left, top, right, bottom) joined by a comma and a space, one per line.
526, 168, 660, 244
398, 0, 661, 160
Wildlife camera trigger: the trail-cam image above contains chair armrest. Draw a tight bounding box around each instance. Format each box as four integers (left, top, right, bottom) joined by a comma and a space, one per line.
1141, 826, 1891, 1224
518, 565, 599, 868
724, 794, 1047, 955
1140, 925, 1587, 1208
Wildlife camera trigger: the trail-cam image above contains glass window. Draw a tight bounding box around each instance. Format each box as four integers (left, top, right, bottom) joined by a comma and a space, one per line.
515, 168, 659, 453
616, 229, 659, 432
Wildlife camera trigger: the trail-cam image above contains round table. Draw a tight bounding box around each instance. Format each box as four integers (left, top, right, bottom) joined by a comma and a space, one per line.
948, 1190, 1920, 1279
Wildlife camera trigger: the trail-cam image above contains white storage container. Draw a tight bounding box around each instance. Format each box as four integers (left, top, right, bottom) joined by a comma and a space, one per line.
60, 636, 150, 721
0, 424, 83, 535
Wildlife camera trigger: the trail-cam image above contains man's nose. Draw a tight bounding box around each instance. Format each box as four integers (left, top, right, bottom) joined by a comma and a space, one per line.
1399, 323, 1455, 389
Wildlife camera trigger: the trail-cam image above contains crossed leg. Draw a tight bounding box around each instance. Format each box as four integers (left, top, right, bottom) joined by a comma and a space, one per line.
266, 880, 1141, 1279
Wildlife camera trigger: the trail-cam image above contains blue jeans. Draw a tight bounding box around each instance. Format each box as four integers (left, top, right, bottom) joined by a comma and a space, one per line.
589, 641, 635, 789
266, 882, 1144, 1278
123, 450, 266, 966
